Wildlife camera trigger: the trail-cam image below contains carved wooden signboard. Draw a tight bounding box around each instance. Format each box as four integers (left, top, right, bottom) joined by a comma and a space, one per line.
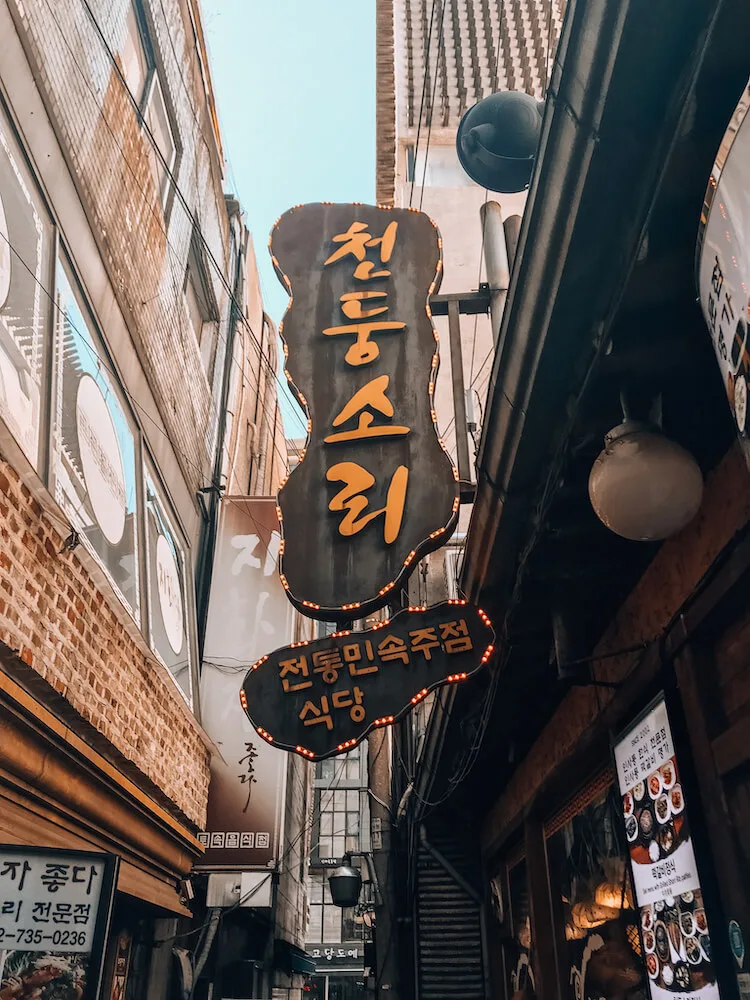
270, 203, 459, 620
240, 601, 495, 760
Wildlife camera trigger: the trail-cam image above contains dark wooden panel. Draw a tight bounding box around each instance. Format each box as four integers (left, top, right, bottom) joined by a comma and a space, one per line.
271, 203, 459, 620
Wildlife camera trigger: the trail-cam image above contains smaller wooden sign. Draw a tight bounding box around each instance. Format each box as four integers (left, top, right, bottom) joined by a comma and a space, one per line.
239, 601, 495, 760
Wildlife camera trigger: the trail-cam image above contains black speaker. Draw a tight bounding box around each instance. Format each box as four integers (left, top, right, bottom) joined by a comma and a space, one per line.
456, 91, 544, 192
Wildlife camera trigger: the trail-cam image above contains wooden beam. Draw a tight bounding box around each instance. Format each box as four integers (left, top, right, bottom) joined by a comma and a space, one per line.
525, 817, 563, 1000
673, 645, 750, 933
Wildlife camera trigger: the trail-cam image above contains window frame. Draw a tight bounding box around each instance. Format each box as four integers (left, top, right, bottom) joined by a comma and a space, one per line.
0, 94, 200, 716
121, 1, 181, 215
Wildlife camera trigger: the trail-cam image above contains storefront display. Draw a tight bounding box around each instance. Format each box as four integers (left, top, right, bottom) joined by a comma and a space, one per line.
546, 785, 645, 1000
615, 697, 718, 1000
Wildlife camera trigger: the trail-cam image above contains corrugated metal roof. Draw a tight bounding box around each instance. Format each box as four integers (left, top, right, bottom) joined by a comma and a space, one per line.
399, 0, 566, 131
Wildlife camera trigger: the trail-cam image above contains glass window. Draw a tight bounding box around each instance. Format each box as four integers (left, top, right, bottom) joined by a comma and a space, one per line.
546, 786, 643, 1000
121, 5, 149, 104
53, 260, 140, 620
323, 904, 341, 944
145, 76, 176, 206
0, 106, 54, 471
144, 461, 193, 703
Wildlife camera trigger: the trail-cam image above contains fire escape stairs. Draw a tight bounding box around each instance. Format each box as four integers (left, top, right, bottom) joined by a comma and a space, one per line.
415, 824, 487, 1000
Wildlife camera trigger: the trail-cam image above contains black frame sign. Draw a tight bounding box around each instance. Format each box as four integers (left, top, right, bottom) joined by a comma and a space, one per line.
270, 202, 460, 621
0, 845, 118, 1000
240, 601, 495, 760
613, 696, 719, 1000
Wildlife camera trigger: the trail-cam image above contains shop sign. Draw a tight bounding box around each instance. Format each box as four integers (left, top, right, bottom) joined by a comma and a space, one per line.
0, 845, 118, 1000
614, 697, 719, 1000
199, 498, 306, 869
697, 81, 750, 462
240, 601, 495, 760
308, 944, 363, 970
270, 202, 459, 621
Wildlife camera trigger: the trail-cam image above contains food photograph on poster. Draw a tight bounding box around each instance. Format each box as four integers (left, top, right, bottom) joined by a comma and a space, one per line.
0, 952, 88, 1000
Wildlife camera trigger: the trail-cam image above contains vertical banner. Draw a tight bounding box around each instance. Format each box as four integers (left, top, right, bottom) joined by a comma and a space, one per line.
199, 498, 298, 869
0, 846, 117, 1000
614, 697, 718, 1000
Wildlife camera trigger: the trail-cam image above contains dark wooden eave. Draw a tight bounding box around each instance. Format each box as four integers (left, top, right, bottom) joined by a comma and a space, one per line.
417, 0, 750, 816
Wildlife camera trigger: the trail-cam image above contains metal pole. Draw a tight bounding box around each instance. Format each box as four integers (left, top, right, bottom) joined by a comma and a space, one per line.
447, 298, 471, 489
479, 201, 510, 347
503, 214, 522, 272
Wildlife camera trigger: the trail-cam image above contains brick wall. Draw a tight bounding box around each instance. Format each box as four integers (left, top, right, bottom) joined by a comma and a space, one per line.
0, 455, 210, 827
8, 0, 233, 495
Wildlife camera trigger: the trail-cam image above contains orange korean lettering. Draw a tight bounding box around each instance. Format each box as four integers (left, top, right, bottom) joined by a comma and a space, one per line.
439, 619, 473, 653
279, 655, 313, 692
377, 635, 409, 664
312, 648, 344, 684
409, 627, 440, 660
322, 321, 405, 367
324, 220, 398, 267
324, 375, 410, 445
326, 462, 408, 544
343, 641, 379, 677
300, 696, 333, 730
331, 686, 366, 723
340, 291, 389, 320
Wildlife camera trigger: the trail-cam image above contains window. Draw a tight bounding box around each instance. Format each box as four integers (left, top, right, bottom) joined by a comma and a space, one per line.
0, 101, 54, 472
119, 3, 178, 208
315, 744, 363, 784
316, 788, 361, 859
546, 786, 642, 1000
53, 258, 141, 621
121, 4, 149, 103
183, 225, 219, 375
306, 873, 358, 946
145, 75, 176, 206
144, 461, 194, 704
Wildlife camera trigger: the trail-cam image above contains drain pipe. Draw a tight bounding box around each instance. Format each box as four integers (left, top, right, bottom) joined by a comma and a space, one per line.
480, 201, 510, 348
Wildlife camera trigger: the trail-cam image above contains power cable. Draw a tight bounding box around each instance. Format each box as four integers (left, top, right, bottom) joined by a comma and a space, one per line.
417, 0, 447, 214
408, 0, 439, 209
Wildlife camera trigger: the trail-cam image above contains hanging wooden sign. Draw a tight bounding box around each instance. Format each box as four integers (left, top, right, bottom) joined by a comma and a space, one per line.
239, 601, 495, 760
270, 203, 460, 621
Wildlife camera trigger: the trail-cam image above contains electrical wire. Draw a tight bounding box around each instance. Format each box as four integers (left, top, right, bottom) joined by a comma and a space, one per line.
409, 0, 439, 209
417, 0, 447, 214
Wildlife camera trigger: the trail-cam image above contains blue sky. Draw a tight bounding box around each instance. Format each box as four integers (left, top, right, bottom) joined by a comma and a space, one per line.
201, 0, 376, 437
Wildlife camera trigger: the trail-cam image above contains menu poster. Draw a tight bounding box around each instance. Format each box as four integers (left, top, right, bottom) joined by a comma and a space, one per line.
614, 698, 718, 1000
0, 846, 118, 1000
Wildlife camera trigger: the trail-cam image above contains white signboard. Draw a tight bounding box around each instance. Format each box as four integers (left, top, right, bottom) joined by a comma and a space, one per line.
0, 846, 116, 1000
697, 81, 750, 454
615, 699, 718, 1000
199, 498, 304, 869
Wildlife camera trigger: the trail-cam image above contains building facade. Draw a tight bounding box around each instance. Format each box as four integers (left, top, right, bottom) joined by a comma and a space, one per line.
304, 743, 373, 1000
376, 3, 750, 1000
0, 0, 300, 997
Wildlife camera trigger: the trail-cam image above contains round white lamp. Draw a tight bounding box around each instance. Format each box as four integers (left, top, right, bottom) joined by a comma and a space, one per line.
588, 421, 704, 541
